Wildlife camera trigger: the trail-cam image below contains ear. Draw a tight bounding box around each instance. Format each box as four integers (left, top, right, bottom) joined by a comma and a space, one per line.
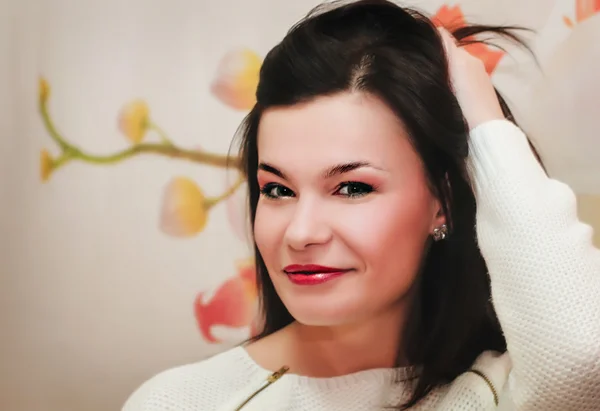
429, 173, 451, 232
430, 197, 447, 233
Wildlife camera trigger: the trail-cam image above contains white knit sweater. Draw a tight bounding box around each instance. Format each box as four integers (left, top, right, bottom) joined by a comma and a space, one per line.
122, 120, 600, 411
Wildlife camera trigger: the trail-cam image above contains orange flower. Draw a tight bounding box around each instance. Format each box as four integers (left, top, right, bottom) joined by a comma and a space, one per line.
160, 177, 209, 237
577, 0, 600, 21
210, 49, 262, 110
432, 4, 465, 31
118, 100, 149, 144
195, 258, 258, 343
433, 5, 505, 74
40, 149, 54, 182
39, 78, 50, 104
462, 43, 504, 75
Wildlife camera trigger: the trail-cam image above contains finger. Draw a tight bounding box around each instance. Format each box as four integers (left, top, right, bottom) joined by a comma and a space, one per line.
437, 26, 458, 45
437, 27, 458, 57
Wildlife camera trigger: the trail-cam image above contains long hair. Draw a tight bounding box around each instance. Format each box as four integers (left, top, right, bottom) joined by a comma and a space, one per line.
236, 0, 542, 408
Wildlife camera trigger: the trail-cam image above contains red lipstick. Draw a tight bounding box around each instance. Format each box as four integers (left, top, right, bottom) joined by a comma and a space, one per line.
283, 264, 350, 285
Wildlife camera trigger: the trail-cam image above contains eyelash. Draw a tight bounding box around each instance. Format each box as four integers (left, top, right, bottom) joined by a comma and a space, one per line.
259, 182, 375, 199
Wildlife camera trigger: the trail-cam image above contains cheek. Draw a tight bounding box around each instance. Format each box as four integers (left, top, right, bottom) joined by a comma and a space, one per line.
338, 193, 432, 276
253, 205, 270, 256
253, 202, 284, 263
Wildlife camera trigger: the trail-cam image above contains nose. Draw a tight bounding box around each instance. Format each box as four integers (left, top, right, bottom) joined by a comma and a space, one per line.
284, 196, 332, 251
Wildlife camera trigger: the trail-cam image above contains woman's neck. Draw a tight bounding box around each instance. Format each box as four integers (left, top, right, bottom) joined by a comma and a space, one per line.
247, 306, 408, 378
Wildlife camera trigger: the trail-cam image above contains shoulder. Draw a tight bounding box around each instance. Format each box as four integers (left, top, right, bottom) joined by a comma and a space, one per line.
121, 346, 263, 411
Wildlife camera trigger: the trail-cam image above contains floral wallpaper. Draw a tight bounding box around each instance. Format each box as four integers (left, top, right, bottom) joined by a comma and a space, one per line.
4, 1, 596, 409
36, 2, 569, 345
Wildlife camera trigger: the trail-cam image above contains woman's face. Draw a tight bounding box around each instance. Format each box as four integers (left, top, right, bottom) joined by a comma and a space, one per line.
254, 92, 444, 326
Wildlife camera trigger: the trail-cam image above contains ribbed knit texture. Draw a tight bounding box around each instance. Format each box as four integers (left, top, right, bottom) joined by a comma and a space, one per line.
123, 120, 600, 411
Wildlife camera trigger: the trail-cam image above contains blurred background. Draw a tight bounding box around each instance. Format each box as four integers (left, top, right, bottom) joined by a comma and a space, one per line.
0, 0, 598, 410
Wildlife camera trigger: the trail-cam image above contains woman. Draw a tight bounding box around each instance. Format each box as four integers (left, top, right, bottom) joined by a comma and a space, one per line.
123, 1, 600, 410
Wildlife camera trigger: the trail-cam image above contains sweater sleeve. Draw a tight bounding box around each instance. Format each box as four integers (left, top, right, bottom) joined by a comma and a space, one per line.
466, 120, 600, 411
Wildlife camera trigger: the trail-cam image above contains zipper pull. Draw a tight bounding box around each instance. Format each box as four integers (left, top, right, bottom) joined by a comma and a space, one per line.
267, 366, 290, 383
233, 366, 290, 410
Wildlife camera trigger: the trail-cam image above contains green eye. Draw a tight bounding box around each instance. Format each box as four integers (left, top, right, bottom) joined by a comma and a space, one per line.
336, 182, 374, 198
260, 183, 295, 199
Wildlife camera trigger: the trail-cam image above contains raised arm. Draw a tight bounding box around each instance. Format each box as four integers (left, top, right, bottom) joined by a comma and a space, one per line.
468, 119, 600, 410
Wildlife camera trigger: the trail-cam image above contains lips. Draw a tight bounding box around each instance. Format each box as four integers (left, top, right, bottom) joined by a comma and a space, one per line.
283, 264, 351, 285
283, 264, 348, 274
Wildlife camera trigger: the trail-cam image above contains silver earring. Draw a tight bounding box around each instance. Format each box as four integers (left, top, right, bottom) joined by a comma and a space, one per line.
432, 224, 448, 241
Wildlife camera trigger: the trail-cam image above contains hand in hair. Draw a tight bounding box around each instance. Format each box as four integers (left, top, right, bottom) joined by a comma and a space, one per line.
438, 27, 505, 130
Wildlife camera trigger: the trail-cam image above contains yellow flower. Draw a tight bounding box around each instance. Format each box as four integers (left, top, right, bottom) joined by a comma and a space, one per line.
118, 100, 149, 144
39, 78, 50, 104
40, 149, 54, 182
160, 177, 209, 237
210, 49, 262, 110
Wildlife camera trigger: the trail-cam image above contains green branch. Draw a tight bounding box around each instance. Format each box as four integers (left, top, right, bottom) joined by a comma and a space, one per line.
39, 96, 241, 175
38, 77, 247, 228
205, 174, 246, 209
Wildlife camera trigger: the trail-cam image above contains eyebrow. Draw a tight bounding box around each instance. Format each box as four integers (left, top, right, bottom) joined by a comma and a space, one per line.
322, 161, 374, 178
258, 161, 379, 180
258, 162, 287, 179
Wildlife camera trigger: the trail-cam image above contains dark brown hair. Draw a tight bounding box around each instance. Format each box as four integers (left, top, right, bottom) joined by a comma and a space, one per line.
236, 0, 542, 407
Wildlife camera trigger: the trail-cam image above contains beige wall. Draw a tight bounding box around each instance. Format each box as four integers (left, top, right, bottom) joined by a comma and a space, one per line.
1, 0, 598, 410
579, 195, 600, 246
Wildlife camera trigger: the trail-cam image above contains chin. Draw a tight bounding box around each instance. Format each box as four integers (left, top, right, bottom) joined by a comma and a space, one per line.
283, 298, 365, 327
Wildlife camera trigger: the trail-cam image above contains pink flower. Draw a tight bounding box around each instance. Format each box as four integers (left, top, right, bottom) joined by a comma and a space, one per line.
160, 177, 209, 237
194, 258, 259, 343
211, 49, 262, 110
118, 100, 150, 144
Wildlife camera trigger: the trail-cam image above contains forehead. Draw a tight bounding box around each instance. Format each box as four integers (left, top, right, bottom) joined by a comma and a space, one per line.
257, 93, 416, 171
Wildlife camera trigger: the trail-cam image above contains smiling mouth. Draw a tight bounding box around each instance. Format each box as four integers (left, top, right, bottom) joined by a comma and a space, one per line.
284, 269, 351, 275
283, 265, 352, 285
283, 264, 350, 275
